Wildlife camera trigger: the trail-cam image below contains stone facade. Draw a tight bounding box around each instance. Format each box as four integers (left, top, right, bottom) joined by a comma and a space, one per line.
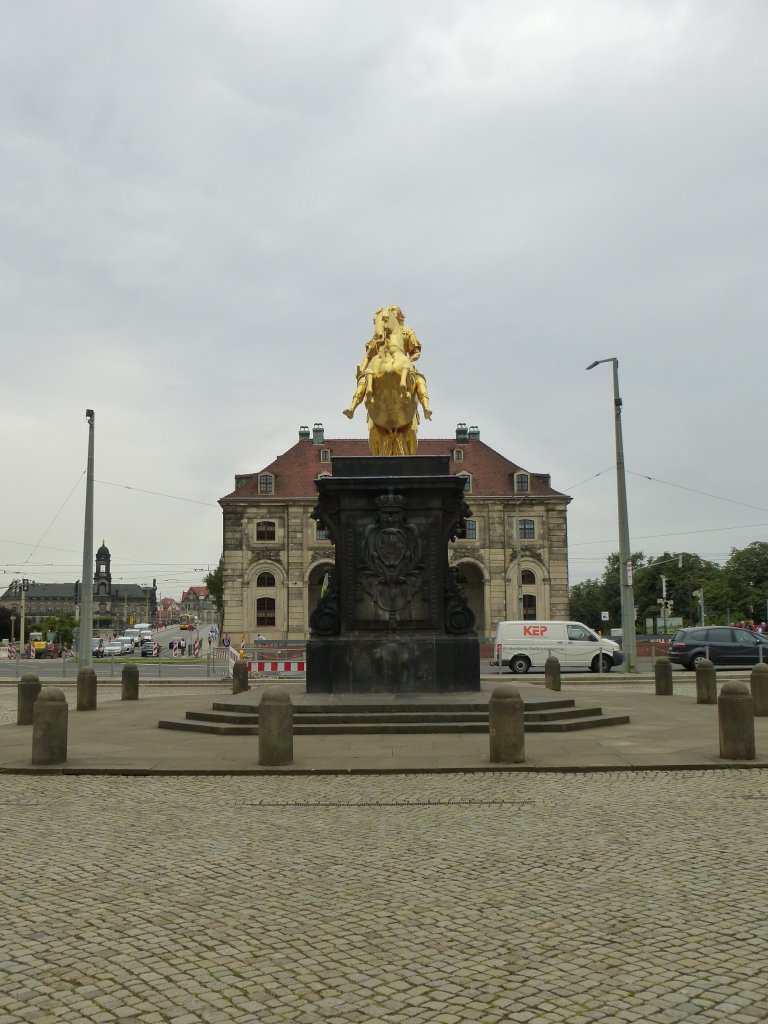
219, 426, 571, 642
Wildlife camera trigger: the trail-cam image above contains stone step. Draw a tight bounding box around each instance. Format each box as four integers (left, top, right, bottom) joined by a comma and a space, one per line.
214, 698, 578, 715
186, 705, 602, 727
158, 711, 631, 736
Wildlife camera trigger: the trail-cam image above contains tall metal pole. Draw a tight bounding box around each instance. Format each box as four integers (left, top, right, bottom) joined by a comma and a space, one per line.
78, 410, 95, 666
587, 359, 638, 673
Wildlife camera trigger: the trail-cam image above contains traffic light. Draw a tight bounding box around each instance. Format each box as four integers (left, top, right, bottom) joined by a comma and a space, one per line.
22, 578, 29, 592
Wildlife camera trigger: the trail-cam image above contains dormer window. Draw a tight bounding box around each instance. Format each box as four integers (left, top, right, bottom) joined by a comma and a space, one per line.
320, 449, 331, 463
258, 473, 274, 494
457, 472, 472, 493
515, 473, 529, 493
454, 449, 464, 462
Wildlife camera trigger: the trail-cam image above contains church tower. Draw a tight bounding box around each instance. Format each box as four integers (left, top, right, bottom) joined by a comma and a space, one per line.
94, 541, 112, 596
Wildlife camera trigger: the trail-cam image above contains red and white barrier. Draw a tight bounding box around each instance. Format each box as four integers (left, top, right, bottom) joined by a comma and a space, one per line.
250, 661, 305, 674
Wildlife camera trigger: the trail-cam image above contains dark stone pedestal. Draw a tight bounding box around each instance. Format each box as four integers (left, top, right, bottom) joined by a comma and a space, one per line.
307, 455, 480, 694
307, 635, 480, 694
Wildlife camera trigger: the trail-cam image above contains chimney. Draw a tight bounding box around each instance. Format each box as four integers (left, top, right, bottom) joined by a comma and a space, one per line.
468, 425, 480, 441
455, 422, 469, 442
313, 423, 325, 444
298, 426, 310, 440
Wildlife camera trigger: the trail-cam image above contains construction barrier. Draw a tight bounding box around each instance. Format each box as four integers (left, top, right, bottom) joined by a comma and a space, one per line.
250, 660, 305, 674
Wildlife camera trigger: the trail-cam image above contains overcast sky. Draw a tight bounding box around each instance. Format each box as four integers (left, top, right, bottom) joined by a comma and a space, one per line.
3, 0, 766, 604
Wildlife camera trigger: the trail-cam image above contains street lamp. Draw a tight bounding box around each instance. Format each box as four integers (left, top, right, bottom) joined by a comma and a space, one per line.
586, 358, 638, 673
77, 409, 95, 666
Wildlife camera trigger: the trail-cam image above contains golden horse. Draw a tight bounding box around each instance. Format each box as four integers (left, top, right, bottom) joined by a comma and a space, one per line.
343, 306, 432, 456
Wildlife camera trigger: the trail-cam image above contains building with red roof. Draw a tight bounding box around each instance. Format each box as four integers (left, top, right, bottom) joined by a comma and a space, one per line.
219, 423, 571, 642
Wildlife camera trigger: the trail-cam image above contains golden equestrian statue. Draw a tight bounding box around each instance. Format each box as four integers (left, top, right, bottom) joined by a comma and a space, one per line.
343, 306, 432, 456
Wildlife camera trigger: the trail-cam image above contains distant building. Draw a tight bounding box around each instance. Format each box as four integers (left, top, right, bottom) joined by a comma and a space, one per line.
158, 597, 180, 626
218, 424, 571, 641
0, 542, 157, 633
180, 586, 214, 620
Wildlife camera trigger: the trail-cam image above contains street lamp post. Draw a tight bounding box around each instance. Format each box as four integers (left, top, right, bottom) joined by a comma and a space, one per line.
586, 358, 638, 673
77, 410, 95, 667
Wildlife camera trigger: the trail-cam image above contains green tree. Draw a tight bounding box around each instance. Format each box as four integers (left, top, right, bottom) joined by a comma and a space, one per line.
632, 552, 722, 627
204, 558, 224, 612
37, 614, 78, 646
568, 578, 606, 631
719, 542, 768, 624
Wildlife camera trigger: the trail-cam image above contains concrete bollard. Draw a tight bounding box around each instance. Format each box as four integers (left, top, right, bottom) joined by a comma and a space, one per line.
489, 683, 525, 764
258, 686, 293, 766
544, 656, 561, 692
17, 674, 42, 725
32, 688, 68, 765
750, 662, 768, 717
232, 661, 249, 695
77, 667, 98, 711
121, 663, 139, 701
654, 657, 673, 696
718, 681, 755, 760
695, 659, 717, 704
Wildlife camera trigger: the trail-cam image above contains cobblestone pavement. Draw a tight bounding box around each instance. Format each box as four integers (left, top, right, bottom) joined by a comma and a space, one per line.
2, 770, 768, 1023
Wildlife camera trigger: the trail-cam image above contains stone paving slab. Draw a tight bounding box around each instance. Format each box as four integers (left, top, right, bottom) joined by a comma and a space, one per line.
1, 676, 768, 774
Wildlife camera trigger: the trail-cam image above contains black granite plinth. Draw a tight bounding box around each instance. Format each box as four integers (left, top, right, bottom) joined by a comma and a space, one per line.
307, 455, 480, 694
306, 635, 480, 694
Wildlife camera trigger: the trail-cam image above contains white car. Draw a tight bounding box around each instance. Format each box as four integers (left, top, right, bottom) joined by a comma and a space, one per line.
115, 636, 134, 655
104, 640, 124, 656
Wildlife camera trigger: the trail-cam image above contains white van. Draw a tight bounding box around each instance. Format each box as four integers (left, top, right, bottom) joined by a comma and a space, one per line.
491, 621, 623, 674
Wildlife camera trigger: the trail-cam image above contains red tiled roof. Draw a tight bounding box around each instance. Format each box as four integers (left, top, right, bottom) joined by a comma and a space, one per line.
221, 438, 568, 501
181, 586, 209, 600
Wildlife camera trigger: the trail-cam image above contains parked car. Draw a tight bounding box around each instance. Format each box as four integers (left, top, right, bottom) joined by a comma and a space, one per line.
115, 636, 134, 655
141, 639, 158, 657
104, 639, 124, 656
669, 626, 768, 670
168, 636, 186, 652
91, 638, 105, 658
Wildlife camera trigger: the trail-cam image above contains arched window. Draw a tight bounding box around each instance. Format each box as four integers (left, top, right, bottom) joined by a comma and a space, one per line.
519, 519, 535, 539
256, 597, 276, 627
256, 572, 275, 588
258, 474, 274, 494
320, 449, 331, 463
523, 594, 537, 620
256, 521, 276, 541
454, 449, 464, 462
521, 569, 536, 585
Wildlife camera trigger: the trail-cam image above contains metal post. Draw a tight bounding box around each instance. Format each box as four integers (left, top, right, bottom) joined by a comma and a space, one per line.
586, 359, 638, 673
20, 586, 26, 666
77, 410, 95, 667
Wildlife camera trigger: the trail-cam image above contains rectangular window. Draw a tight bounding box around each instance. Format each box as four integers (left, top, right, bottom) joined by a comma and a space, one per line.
516, 474, 529, 492
457, 520, 477, 540
258, 474, 274, 494
256, 597, 276, 627
316, 524, 330, 541
320, 449, 331, 463
256, 521, 276, 541
519, 519, 535, 539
